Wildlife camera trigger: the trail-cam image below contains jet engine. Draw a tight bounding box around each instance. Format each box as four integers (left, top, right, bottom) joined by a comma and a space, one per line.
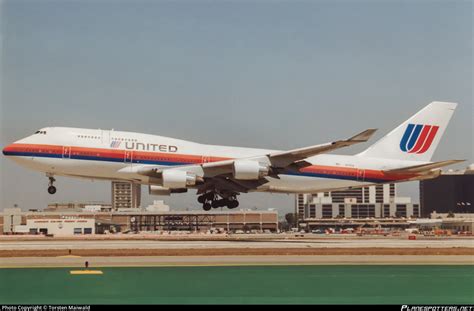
232, 160, 269, 180
162, 170, 197, 188
148, 185, 187, 196
148, 185, 171, 196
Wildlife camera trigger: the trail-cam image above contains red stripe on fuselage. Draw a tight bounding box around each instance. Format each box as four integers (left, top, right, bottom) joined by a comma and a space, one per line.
4, 143, 63, 155
300, 165, 413, 181
4, 143, 416, 181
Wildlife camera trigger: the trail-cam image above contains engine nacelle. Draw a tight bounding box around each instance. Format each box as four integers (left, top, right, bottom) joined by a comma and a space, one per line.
148, 185, 188, 196
162, 170, 197, 188
148, 185, 171, 196
232, 160, 269, 180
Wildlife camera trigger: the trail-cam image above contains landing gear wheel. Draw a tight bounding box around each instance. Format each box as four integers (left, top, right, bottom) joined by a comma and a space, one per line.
47, 176, 56, 194
228, 200, 239, 209
212, 199, 224, 208
198, 192, 215, 204
197, 195, 206, 204
48, 185, 57, 194
203, 203, 212, 211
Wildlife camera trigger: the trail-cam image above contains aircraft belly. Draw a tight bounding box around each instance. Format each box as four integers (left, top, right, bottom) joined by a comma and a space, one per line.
60, 159, 125, 178
256, 174, 369, 193
15, 157, 130, 180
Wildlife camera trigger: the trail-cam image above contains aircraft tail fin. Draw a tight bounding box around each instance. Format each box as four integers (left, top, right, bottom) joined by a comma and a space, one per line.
358, 101, 457, 162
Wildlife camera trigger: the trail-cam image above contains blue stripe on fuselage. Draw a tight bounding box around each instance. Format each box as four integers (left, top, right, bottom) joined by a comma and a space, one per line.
3, 151, 63, 159
4, 151, 388, 183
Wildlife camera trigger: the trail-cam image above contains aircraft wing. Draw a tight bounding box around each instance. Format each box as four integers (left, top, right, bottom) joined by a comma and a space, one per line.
135, 128, 377, 181
191, 128, 377, 176
267, 128, 377, 167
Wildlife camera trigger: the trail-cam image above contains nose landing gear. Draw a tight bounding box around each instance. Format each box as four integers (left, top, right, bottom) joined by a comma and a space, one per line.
47, 177, 56, 194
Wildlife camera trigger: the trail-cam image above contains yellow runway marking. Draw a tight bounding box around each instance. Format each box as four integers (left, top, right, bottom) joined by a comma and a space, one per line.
57, 255, 82, 258
70, 270, 103, 275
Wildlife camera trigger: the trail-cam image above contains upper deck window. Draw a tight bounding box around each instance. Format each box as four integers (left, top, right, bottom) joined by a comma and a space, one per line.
77, 134, 100, 139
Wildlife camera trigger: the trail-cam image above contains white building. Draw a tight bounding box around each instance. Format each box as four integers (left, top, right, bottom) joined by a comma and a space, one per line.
15, 218, 95, 235
296, 184, 420, 219
145, 200, 170, 212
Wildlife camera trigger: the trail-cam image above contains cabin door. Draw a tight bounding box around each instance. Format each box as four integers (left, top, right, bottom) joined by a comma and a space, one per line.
62, 146, 71, 159
124, 151, 133, 165
356, 169, 365, 182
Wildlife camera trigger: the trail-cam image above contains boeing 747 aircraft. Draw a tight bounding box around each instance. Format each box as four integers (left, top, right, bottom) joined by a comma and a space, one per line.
3, 101, 463, 210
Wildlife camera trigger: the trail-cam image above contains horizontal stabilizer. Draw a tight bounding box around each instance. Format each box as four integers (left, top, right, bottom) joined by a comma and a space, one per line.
384, 159, 465, 174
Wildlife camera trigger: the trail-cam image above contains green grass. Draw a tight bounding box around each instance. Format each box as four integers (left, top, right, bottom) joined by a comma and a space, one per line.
0, 265, 473, 304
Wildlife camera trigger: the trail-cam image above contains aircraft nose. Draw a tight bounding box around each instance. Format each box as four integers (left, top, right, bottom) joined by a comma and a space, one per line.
2, 144, 14, 156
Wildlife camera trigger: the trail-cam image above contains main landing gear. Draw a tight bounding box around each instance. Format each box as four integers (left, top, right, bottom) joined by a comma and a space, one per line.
197, 192, 239, 211
47, 176, 56, 194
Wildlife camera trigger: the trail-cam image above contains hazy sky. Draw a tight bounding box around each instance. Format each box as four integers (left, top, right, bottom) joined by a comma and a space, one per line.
1, 0, 472, 213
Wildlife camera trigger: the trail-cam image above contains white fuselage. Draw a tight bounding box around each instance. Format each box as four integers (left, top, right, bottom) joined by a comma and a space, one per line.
3, 127, 422, 193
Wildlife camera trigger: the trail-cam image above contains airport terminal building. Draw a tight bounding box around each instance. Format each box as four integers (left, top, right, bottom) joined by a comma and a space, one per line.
1, 180, 279, 235
0, 206, 279, 235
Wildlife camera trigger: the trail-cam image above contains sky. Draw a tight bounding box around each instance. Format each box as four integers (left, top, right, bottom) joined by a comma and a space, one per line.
1, 0, 472, 213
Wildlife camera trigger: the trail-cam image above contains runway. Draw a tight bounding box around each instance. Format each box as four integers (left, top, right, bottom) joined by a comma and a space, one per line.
1, 237, 473, 250
1, 255, 473, 268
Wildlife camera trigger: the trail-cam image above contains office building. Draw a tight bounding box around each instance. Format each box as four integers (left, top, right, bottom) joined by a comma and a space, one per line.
420, 165, 474, 217
112, 181, 141, 210
296, 183, 419, 220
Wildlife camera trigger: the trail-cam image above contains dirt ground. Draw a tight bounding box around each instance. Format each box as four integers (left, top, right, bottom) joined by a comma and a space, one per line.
0, 234, 471, 241
1, 247, 473, 257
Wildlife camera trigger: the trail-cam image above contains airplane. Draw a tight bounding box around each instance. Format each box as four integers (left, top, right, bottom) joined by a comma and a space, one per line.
2, 101, 463, 211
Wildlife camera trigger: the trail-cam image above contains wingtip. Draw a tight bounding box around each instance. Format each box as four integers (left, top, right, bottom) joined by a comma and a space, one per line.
349, 128, 378, 142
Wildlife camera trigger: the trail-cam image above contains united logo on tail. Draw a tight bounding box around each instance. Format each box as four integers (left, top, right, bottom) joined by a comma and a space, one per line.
400, 124, 439, 154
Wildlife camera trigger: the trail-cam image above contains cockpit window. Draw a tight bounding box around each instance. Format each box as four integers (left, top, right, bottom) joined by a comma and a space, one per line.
34, 130, 47, 135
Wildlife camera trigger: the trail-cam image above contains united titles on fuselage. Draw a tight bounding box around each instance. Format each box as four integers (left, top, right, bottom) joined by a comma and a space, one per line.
124, 142, 178, 152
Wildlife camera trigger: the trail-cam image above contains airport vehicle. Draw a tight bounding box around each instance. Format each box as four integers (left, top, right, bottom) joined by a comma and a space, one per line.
3, 101, 463, 210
